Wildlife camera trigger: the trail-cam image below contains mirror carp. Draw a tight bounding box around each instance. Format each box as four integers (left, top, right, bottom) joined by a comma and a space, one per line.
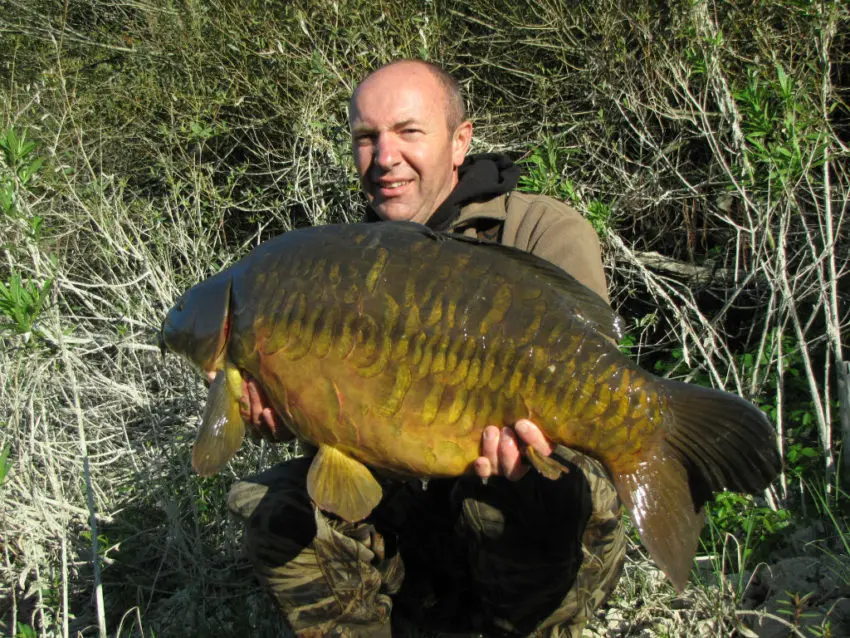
160, 221, 781, 591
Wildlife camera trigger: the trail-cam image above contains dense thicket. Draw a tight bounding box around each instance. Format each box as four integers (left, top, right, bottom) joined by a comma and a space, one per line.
1, 1, 848, 636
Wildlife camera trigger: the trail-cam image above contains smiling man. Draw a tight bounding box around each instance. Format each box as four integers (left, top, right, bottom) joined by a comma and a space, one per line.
227, 60, 626, 638
349, 61, 471, 225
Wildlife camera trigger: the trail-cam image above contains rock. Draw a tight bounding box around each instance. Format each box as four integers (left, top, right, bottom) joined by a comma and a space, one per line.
740, 555, 850, 638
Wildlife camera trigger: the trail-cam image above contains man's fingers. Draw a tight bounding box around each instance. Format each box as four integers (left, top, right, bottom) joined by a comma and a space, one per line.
477, 426, 530, 481
238, 379, 253, 421
515, 419, 554, 456
481, 426, 499, 466
497, 427, 527, 481
246, 382, 265, 427
261, 408, 278, 436
239, 377, 278, 440
473, 457, 492, 480
476, 426, 500, 479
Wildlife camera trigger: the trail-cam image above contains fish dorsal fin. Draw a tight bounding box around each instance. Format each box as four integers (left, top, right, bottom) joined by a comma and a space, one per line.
306, 445, 383, 522
192, 366, 246, 476
414, 224, 623, 342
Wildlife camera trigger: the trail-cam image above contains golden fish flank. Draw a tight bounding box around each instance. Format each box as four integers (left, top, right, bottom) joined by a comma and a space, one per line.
160, 221, 781, 592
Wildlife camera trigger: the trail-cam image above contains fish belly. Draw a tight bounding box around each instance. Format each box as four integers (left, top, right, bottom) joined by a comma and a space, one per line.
247, 303, 658, 482
254, 346, 492, 477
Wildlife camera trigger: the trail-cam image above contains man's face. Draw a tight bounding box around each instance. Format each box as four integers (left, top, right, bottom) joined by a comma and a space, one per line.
349, 63, 472, 224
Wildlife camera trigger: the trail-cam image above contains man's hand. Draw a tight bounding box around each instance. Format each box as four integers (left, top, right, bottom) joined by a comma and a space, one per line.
241, 377, 292, 441
205, 370, 291, 442
474, 419, 554, 482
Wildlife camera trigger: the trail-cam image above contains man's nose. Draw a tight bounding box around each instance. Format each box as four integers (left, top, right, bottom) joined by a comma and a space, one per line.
374, 133, 399, 170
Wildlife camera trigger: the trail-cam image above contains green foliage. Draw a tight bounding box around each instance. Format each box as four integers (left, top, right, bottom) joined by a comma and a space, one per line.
706, 492, 792, 564
518, 137, 610, 237
191, 473, 238, 528
0, 126, 45, 217
518, 136, 578, 204
0, 443, 11, 488
734, 64, 828, 193
80, 529, 112, 561
806, 478, 850, 562
585, 200, 612, 238
776, 591, 824, 635
0, 270, 53, 340
651, 346, 711, 385
15, 623, 38, 638
0, 127, 45, 189
787, 442, 820, 479
617, 331, 636, 355
741, 331, 825, 485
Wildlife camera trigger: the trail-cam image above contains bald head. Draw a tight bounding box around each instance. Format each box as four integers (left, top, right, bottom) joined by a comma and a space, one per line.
348, 59, 473, 223
351, 60, 467, 132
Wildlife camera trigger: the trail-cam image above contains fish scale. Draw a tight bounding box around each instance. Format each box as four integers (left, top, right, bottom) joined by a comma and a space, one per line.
162, 221, 781, 592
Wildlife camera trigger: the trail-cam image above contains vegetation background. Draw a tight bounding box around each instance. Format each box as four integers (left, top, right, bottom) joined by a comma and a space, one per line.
1, 0, 849, 636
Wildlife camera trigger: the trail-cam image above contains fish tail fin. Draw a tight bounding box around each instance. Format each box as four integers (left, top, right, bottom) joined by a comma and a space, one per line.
613, 379, 781, 591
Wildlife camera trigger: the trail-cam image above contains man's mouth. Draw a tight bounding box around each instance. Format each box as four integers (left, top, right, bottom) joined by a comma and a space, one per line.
375, 179, 412, 196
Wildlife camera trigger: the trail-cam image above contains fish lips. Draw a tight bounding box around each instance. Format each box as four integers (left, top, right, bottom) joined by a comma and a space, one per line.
161, 275, 233, 373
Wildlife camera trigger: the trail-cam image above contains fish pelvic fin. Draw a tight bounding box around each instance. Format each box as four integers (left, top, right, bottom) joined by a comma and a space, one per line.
526, 445, 570, 480
614, 379, 781, 592
307, 445, 383, 522
192, 366, 246, 476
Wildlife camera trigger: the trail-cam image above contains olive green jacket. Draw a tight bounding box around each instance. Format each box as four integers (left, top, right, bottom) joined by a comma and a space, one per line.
450, 191, 609, 304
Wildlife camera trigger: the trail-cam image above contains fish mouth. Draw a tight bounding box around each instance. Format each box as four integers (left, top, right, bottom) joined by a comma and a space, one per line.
159, 278, 232, 373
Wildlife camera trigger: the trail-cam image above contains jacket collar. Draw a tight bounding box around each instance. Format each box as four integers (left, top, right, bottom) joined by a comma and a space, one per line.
451, 193, 509, 229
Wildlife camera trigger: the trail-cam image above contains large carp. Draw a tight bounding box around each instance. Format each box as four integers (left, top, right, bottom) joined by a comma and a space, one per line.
161, 222, 780, 591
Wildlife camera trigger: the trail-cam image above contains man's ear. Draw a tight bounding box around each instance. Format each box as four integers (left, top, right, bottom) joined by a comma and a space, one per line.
452, 120, 473, 168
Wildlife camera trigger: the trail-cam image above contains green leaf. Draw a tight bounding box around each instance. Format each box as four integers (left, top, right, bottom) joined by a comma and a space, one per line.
0, 443, 11, 488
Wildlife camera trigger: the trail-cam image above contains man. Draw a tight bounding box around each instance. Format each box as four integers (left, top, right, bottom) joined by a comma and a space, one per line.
227, 60, 625, 637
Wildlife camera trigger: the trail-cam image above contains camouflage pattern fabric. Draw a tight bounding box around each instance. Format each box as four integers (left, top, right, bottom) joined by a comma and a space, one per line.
227, 453, 625, 637
227, 459, 404, 637
530, 447, 626, 637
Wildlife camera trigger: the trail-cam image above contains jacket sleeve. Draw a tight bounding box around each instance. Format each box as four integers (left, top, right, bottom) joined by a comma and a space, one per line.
503, 194, 610, 304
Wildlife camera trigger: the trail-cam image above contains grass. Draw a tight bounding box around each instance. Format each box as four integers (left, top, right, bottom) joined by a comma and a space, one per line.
1, 0, 849, 636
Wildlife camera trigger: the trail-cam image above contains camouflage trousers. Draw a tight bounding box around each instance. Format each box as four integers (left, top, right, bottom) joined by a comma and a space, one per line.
227, 450, 625, 637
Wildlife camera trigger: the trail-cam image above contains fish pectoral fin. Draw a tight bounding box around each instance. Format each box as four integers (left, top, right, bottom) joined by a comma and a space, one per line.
613, 441, 703, 593
525, 445, 570, 480
307, 445, 383, 523
192, 367, 246, 477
